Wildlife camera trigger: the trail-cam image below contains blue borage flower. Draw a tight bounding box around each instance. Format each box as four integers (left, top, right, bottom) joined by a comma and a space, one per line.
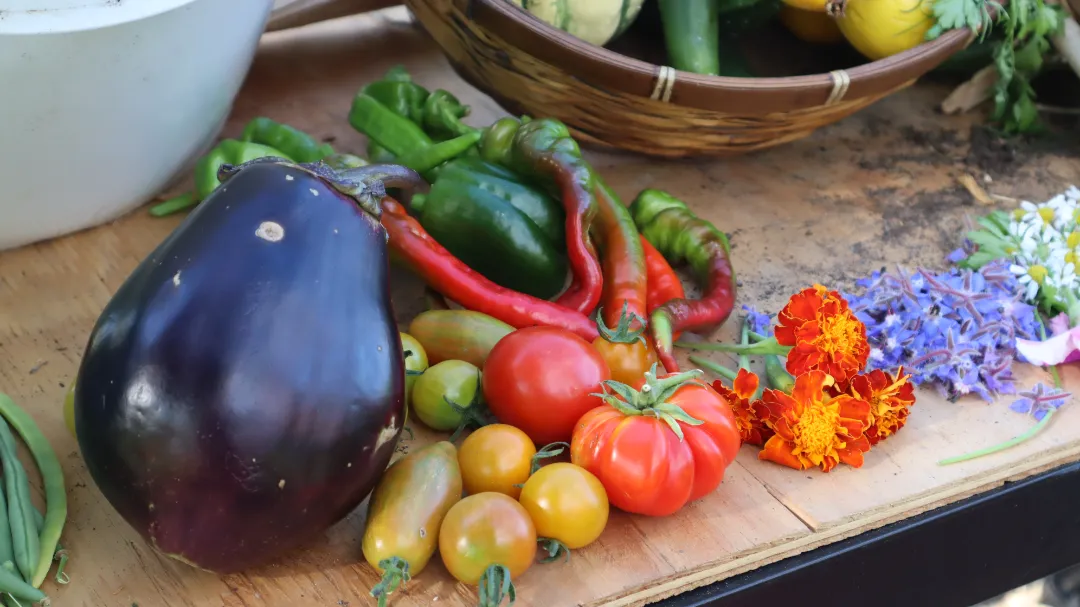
743, 259, 1040, 403
1009, 383, 1071, 421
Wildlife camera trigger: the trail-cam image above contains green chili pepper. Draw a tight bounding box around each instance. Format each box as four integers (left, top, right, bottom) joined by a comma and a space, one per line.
362, 67, 430, 125
195, 139, 293, 199
422, 90, 474, 141
410, 157, 569, 299
240, 117, 334, 163
349, 94, 435, 158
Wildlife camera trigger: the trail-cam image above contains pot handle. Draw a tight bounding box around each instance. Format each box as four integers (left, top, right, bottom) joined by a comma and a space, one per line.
266, 0, 403, 32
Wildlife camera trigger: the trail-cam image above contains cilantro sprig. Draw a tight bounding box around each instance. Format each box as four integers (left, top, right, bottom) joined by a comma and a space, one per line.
927, 0, 1066, 134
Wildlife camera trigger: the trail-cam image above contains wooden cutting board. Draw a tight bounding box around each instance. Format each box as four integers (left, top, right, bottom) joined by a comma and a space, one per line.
2, 8, 1079, 607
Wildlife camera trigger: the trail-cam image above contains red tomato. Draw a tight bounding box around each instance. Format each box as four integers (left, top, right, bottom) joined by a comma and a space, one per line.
570, 369, 740, 517
482, 326, 610, 445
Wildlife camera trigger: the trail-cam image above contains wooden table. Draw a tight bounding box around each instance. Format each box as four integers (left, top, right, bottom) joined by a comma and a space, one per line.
2, 8, 1079, 607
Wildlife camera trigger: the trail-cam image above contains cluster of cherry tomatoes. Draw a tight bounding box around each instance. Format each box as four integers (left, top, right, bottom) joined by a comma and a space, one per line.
366, 309, 741, 605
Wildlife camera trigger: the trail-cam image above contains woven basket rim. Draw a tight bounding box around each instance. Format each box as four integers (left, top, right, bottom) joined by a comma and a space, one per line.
458, 0, 973, 112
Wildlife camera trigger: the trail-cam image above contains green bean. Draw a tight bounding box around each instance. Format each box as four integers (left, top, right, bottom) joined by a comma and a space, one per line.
0, 565, 44, 603
0, 479, 14, 569
0, 420, 38, 584
0, 395, 65, 589
30, 509, 67, 585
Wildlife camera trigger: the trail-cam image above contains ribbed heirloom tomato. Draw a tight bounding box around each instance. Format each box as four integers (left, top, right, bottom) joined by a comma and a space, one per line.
482, 326, 610, 445
571, 365, 741, 516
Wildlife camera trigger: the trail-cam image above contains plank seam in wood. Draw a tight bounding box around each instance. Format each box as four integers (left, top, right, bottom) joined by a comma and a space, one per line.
589, 443, 1080, 607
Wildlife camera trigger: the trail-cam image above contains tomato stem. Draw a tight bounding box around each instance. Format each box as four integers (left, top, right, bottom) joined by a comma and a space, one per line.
448, 371, 497, 443
530, 442, 570, 475
596, 300, 648, 345
370, 556, 412, 607
478, 564, 516, 607
592, 364, 706, 441
536, 538, 571, 564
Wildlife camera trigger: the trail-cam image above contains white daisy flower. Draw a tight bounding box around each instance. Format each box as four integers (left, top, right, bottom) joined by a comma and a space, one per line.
1010, 261, 1047, 303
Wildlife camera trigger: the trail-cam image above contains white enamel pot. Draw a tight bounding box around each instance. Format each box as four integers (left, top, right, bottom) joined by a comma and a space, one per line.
0, 0, 275, 251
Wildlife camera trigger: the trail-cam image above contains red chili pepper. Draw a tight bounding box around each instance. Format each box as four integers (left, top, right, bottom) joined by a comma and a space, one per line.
479, 117, 603, 315
380, 198, 599, 341
594, 181, 648, 330
629, 189, 737, 373
640, 234, 685, 316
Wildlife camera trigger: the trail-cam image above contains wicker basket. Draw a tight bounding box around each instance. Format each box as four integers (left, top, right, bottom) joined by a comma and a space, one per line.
404, 0, 974, 157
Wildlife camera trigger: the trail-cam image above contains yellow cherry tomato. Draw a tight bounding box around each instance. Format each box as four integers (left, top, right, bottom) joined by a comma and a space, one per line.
458, 424, 535, 499
439, 492, 537, 605
519, 462, 609, 555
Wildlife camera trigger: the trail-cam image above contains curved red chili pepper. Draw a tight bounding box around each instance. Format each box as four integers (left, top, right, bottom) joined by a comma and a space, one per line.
381, 198, 599, 341
629, 189, 737, 372
640, 234, 685, 316
594, 181, 648, 330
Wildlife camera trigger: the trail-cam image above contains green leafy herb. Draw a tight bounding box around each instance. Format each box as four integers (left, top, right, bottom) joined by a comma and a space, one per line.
927, 0, 1065, 134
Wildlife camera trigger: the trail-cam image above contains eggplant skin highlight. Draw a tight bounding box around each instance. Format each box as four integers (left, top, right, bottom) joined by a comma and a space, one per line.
73, 159, 419, 573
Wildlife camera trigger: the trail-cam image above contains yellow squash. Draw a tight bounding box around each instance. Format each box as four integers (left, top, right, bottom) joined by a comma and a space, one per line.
363, 441, 463, 606
782, 0, 829, 14
780, 5, 844, 44
827, 0, 934, 60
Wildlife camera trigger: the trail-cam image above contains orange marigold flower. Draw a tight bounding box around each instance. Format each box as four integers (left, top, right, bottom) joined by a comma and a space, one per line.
775, 284, 869, 384
712, 369, 771, 446
846, 367, 916, 445
753, 370, 872, 472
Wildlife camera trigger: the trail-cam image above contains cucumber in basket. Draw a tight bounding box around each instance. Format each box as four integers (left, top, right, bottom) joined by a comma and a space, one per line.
507, 0, 646, 46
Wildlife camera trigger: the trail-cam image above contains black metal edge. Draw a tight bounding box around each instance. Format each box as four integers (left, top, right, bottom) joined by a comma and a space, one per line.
654, 461, 1080, 607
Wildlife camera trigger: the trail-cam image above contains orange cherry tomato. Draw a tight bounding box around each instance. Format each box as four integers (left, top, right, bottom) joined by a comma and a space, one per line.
439, 492, 537, 605
458, 424, 536, 499
591, 337, 659, 385
519, 462, 609, 556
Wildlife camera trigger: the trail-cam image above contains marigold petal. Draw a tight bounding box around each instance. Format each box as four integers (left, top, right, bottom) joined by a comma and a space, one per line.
837, 446, 865, 468
759, 436, 809, 470
836, 395, 871, 424
790, 371, 831, 406
733, 369, 760, 398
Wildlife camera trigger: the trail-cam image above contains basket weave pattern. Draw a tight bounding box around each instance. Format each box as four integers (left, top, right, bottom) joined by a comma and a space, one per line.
407, 0, 957, 157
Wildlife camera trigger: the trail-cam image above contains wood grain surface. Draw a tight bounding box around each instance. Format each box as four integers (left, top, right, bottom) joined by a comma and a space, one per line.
1, 8, 1079, 607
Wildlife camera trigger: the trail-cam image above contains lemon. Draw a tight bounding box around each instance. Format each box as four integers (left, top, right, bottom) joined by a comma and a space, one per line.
780, 5, 844, 44
827, 0, 934, 60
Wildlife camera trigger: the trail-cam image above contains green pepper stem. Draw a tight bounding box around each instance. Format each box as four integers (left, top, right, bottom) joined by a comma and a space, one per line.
676, 336, 789, 356
396, 130, 482, 176
688, 356, 737, 382
148, 193, 199, 217
938, 409, 1056, 465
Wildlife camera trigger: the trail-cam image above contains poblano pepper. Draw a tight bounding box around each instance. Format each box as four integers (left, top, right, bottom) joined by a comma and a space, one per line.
410, 157, 569, 299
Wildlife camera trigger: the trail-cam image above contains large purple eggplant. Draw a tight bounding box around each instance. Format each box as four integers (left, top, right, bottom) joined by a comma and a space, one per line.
73, 158, 427, 573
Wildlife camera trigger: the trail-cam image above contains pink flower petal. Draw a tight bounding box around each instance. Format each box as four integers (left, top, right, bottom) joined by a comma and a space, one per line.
1016, 327, 1080, 366
1050, 312, 1072, 336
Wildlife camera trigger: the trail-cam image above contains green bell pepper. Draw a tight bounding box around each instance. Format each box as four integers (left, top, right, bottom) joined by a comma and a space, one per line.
410, 157, 569, 300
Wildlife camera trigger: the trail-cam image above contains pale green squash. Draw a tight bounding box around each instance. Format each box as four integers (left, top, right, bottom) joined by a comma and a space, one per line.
507, 0, 646, 46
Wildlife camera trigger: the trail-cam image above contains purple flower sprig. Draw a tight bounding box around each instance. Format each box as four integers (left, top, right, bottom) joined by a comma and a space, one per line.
841, 259, 1040, 402
1009, 383, 1071, 421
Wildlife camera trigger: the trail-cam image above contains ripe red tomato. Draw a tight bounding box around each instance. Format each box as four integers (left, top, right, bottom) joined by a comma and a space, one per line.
482, 326, 610, 445
570, 369, 740, 517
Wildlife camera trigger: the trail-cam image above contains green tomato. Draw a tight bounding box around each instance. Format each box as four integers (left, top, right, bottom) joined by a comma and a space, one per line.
401, 332, 429, 414
64, 381, 77, 439
411, 360, 481, 432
